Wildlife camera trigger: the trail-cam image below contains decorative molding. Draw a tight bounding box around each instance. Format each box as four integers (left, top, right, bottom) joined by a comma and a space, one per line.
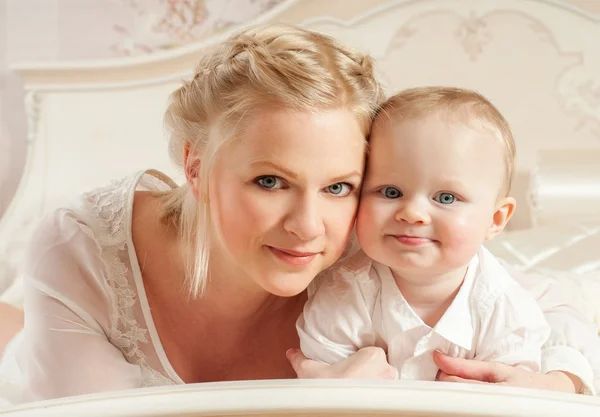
109, 0, 286, 56
382, 10, 496, 61
299, 0, 600, 30
541, 0, 600, 20
9, 0, 300, 89
557, 68, 600, 139
455, 12, 492, 61
11, 72, 194, 93
23, 90, 42, 144
374, 8, 585, 61
9, 0, 600, 92
360, 6, 598, 144
385, 24, 417, 51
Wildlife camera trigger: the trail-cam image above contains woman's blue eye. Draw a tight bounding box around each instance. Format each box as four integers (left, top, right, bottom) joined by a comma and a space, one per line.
257, 176, 282, 190
326, 183, 352, 196
434, 192, 456, 204
381, 187, 402, 199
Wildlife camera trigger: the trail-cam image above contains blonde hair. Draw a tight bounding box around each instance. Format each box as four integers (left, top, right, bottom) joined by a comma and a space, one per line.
378, 86, 516, 195
159, 24, 385, 297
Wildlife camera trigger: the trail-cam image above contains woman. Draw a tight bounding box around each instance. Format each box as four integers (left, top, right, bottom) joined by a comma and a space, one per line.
0, 23, 597, 403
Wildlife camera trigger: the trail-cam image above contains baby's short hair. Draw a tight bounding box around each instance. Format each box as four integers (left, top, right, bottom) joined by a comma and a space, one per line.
377, 86, 516, 195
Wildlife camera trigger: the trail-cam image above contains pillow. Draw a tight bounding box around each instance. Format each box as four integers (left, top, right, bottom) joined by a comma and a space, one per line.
530, 150, 600, 227
485, 219, 600, 332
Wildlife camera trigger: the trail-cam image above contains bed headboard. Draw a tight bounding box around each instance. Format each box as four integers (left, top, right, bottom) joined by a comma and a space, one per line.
2, 0, 600, 290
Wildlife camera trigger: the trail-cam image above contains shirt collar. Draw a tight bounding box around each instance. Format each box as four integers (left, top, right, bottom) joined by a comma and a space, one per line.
375, 262, 424, 334
434, 254, 480, 350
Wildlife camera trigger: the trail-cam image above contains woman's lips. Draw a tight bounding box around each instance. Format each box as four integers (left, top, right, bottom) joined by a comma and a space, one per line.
267, 246, 320, 266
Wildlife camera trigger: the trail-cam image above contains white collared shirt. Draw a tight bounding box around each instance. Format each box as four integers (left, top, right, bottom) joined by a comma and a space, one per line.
298, 247, 552, 381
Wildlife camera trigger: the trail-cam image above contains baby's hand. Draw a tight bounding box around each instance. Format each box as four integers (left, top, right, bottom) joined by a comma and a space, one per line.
286, 346, 397, 380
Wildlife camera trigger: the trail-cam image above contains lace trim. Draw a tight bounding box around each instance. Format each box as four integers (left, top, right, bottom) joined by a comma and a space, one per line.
82, 173, 174, 387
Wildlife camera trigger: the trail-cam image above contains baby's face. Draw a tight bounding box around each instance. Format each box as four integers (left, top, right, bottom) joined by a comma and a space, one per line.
356, 112, 507, 277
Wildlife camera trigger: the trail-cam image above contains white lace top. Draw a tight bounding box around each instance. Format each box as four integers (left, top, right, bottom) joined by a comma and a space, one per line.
19, 171, 182, 401
15, 171, 600, 401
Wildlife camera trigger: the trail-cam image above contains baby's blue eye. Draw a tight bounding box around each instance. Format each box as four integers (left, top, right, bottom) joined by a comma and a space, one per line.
434, 193, 456, 204
327, 183, 352, 196
257, 176, 282, 190
381, 187, 402, 199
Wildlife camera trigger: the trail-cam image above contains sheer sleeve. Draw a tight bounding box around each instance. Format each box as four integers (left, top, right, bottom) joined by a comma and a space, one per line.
503, 262, 600, 395
18, 209, 142, 401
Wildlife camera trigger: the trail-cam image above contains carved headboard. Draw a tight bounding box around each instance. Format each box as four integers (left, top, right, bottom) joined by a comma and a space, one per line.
1, 0, 600, 292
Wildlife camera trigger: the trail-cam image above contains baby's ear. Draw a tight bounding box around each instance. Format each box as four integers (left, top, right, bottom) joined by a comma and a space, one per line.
485, 196, 516, 240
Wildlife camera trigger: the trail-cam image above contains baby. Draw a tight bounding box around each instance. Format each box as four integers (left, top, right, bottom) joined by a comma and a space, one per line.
297, 86, 551, 381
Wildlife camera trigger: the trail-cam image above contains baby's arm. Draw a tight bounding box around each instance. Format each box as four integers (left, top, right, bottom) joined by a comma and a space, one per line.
297, 266, 377, 365
474, 284, 551, 373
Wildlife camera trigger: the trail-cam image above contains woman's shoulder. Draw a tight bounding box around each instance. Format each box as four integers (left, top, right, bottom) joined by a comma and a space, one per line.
66, 169, 176, 239
26, 170, 176, 270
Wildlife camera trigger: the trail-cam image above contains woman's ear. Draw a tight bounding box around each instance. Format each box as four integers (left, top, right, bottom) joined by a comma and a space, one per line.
485, 196, 516, 240
184, 142, 202, 200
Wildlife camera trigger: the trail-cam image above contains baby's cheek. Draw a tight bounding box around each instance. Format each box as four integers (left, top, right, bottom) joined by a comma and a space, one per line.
356, 198, 376, 231
440, 214, 484, 265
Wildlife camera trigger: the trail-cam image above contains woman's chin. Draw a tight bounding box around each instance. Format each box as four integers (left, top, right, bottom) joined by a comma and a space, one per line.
260, 273, 314, 298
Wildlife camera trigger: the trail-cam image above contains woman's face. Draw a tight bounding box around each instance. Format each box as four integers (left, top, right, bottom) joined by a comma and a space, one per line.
208, 108, 366, 297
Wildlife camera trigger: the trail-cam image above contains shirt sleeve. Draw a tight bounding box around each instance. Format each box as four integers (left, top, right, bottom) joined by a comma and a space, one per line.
18, 209, 143, 402
502, 262, 599, 395
474, 283, 551, 373
297, 264, 377, 365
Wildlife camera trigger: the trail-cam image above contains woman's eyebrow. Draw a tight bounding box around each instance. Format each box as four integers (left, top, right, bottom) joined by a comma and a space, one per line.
329, 171, 362, 183
249, 160, 298, 179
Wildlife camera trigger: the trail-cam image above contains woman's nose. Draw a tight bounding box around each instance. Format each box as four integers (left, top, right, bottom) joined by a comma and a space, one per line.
283, 196, 325, 240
